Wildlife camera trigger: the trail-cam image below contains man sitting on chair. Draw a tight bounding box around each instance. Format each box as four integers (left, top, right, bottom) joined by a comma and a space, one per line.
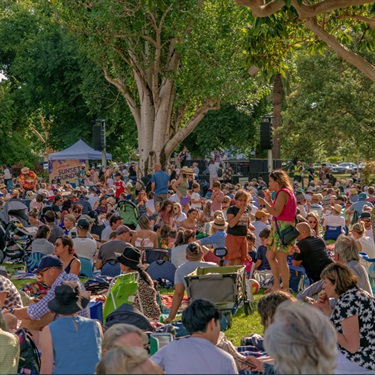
293, 222, 333, 283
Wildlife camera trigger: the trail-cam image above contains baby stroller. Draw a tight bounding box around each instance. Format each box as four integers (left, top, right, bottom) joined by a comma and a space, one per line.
0, 199, 34, 264
184, 248, 252, 328
117, 200, 140, 230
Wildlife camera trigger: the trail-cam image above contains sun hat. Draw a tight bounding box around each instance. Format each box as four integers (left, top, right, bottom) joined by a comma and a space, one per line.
116, 246, 142, 269
211, 215, 227, 230
26, 191, 36, 200
332, 204, 343, 214
35, 255, 63, 274
106, 188, 115, 196
350, 188, 358, 195
181, 167, 194, 175
358, 192, 367, 201
80, 214, 95, 223
21, 167, 30, 174
255, 210, 269, 219
48, 281, 90, 315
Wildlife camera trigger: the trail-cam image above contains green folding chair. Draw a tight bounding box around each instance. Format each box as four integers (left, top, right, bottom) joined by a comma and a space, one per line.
103, 272, 139, 323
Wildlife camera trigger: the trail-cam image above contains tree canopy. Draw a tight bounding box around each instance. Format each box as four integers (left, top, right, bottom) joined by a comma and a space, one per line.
54, 0, 269, 173
237, 0, 375, 83
280, 48, 375, 162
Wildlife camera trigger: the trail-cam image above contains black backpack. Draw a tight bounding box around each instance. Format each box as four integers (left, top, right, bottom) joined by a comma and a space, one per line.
217, 167, 223, 177
16, 328, 41, 374
105, 303, 154, 331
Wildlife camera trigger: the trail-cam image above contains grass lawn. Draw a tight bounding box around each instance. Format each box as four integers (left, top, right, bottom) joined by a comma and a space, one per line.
4, 263, 264, 344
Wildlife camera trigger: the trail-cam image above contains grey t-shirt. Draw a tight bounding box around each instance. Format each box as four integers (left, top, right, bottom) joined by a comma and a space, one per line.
151, 336, 238, 374
98, 240, 130, 265
175, 261, 218, 289
72, 237, 97, 261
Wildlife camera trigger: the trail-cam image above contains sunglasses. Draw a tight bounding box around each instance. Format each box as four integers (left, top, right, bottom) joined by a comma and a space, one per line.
54, 242, 62, 247
38, 267, 51, 275
363, 219, 371, 223
308, 221, 317, 224
73, 210, 80, 214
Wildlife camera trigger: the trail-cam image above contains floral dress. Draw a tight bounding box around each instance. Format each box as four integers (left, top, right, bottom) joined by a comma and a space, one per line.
331, 287, 375, 370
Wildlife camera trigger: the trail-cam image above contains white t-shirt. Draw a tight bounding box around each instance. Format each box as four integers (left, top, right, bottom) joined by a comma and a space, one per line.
324, 215, 345, 228
191, 192, 201, 209
357, 236, 375, 258
171, 245, 188, 269
151, 336, 238, 374
72, 237, 97, 261
365, 228, 374, 240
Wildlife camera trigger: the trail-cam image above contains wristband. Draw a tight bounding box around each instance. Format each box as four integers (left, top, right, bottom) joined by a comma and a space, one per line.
9, 308, 14, 314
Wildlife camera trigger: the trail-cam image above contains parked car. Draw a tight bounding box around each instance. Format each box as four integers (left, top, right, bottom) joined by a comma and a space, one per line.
331, 162, 357, 174
313, 162, 336, 170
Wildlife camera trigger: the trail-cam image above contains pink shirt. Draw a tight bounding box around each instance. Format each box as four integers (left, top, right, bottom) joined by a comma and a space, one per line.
273, 188, 297, 222
211, 190, 224, 212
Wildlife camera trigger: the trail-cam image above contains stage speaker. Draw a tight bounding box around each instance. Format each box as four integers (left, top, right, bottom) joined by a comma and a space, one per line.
92, 124, 106, 151
260, 121, 273, 149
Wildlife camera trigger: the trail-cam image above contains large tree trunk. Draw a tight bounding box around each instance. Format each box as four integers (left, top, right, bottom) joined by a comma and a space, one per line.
272, 74, 282, 160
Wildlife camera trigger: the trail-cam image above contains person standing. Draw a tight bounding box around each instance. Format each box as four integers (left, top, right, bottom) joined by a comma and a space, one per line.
150, 163, 170, 206
226, 189, 251, 266
307, 163, 315, 184
208, 159, 218, 189
258, 170, 297, 292
178, 146, 188, 168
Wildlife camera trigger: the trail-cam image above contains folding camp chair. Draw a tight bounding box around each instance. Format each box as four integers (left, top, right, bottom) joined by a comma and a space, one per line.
103, 272, 139, 323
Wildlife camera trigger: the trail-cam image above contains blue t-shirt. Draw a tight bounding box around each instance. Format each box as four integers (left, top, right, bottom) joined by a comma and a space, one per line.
256, 245, 271, 270
199, 230, 226, 249
151, 170, 170, 195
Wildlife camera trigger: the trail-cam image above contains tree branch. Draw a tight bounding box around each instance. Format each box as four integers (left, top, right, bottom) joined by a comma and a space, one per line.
164, 100, 220, 156
336, 15, 375, 28
305, 18, 375, 82
102, 65, 140, 127
235, 0, 285, 17
293, 0, 375, 20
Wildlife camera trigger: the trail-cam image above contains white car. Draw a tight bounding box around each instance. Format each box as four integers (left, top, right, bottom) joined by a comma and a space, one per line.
331, 162, 357, 174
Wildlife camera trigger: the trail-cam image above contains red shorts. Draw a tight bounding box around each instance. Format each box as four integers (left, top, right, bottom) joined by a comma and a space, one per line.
225, 234, 248, 261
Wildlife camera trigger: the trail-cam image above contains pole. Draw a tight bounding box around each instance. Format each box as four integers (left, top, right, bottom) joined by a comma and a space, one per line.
268, 149, 273, 173
102, 149, 107, 169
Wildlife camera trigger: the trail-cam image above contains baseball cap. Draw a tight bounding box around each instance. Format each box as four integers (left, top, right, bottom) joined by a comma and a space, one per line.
77, 218, 90, 230
116, 225, 131, 235
35, 255, 63, 274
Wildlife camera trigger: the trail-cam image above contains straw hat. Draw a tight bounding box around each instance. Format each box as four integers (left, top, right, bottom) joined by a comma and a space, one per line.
211, 215, 227, 230
181, 167, 194, 175
21, 167, 30, 174
332, 204, 342, 214
255, 210, 269, 219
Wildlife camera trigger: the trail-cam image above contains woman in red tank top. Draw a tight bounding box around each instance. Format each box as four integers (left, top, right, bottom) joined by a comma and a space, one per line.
258, 170, 297, 292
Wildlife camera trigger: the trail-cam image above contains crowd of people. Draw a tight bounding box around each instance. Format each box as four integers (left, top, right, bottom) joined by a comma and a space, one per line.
0, 160, 374, 374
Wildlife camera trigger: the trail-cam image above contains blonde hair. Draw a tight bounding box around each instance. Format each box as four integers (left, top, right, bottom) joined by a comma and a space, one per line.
265, 301, 337, 374
96, 345, 157, 374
